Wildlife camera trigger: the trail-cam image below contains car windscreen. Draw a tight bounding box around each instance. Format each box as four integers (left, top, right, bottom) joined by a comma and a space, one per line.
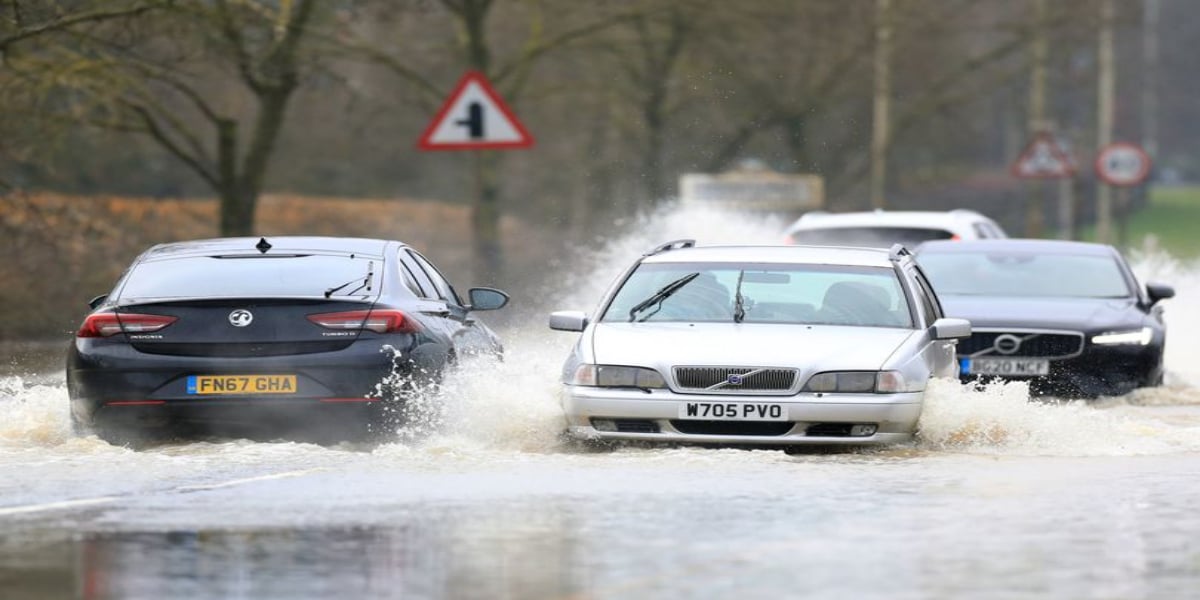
917, 251, 1132, 298
116, 254, 381, 300
603, 262, 913, 328
790, 227, 954, 248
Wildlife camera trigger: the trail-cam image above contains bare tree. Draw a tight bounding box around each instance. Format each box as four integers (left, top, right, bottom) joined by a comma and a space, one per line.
1, 0, 322, 236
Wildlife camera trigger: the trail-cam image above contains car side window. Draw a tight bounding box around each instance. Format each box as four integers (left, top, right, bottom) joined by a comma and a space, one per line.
912, 266, 945, 320
972, 223, 990, 239
396, 254, 428, 297
905, 267, 937, 326
408, 250, 462, 305
398, 251, 437, 299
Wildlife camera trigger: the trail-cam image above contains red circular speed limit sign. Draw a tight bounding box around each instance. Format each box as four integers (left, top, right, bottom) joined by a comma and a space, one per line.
1095, 142, 1151, 187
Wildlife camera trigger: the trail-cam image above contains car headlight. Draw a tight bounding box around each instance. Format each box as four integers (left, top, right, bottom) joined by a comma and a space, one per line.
802, 370, 917, 393
570, 364, 666, 389
1091, 327, 1154, 346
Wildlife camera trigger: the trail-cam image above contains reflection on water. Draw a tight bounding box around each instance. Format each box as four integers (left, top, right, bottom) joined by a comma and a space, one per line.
4, 507, 589, 600
2, 454, 1200, 600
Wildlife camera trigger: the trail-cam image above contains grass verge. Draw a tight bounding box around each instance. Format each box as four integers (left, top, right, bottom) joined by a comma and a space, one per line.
1123, 186, 1200, 259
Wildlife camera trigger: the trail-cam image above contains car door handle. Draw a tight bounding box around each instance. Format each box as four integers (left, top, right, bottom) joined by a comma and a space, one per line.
423, 309, 451, 317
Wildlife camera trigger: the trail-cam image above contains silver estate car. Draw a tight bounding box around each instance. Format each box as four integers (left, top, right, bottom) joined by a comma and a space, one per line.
548, 240, 971, 446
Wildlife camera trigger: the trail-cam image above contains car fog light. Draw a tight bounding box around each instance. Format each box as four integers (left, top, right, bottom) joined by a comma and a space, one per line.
850, 424, 878, 437
591, 418, 618, 432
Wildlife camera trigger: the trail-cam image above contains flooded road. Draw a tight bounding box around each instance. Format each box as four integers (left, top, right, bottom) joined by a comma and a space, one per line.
4, 206, 1200, 599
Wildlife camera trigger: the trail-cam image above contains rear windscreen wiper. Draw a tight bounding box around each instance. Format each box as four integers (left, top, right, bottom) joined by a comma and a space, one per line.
628, 272, 700, 322
324, 261, 374, 298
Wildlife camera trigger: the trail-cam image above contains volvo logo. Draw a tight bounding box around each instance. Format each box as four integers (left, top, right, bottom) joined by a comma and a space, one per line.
993, 334, 1022, 355
727, 374, 744, 385
228, 309, 254, 327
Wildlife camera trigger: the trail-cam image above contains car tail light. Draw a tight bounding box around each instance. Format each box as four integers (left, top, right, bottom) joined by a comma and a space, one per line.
77, 313, 177, 338
307, 309, 420, 334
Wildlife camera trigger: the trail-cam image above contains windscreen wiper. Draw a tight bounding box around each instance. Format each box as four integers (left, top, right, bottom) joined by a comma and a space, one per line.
733, 270, 746, 323
628, 272, 700, 322
324, 261, 374, 298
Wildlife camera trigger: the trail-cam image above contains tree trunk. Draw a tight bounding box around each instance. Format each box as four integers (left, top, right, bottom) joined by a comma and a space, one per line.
643, 112, 667, 201
219, 184, 256, 236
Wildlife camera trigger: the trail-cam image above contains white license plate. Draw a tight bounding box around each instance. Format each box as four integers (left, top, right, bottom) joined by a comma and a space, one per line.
963, 358, 1050, 376
678, 402, 788, 421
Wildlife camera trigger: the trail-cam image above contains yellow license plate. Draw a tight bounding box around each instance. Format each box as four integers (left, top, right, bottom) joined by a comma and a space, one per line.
186, 375, 297, 395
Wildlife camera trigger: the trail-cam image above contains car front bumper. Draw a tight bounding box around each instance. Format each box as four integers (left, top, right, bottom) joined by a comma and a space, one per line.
561, 386, 923, 446
961, 343, 1163, 397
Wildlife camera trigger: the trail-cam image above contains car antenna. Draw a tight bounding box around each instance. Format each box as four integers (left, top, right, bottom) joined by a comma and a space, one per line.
256, 237, 272, 254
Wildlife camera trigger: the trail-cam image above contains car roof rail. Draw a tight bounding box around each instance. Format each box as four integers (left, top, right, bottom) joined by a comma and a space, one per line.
644, 239, 696, 256
888, 243, 912, 261
949, 208, 982, 217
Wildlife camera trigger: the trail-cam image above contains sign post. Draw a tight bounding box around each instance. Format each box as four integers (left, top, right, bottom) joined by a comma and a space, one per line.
1011, 131, 1075, 238
1095, 142, 1152, 245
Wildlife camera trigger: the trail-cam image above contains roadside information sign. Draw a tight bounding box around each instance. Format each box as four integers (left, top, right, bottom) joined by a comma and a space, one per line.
1095, 142, 1151, 187
1011, 132, 1075, 179
418, 71, 533, 150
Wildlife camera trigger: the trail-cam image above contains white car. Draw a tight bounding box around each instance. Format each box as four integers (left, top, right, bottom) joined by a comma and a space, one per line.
784, 209, 1007, 248
548, 240, 970, 446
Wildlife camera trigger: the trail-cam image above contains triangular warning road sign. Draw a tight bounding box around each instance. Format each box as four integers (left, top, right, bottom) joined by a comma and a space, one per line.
417, 71, 534, 151
1011, 132, 1074, 179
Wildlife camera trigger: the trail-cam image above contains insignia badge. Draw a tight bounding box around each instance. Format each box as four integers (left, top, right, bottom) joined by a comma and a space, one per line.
229, 309, 254, 327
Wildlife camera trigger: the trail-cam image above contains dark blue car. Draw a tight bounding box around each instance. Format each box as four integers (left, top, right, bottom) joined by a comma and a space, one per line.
917, 239, 1173, 397
67, 236, 509, 443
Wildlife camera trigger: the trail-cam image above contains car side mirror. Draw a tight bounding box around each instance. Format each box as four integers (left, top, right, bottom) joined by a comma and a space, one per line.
549, 310, 589, 332
467, 287, 509, 311
932, 317, 971, 340
1146, 282, 1175, 305
88, 295, 108, 309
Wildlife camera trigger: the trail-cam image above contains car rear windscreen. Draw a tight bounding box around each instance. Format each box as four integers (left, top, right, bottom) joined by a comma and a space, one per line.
116, 254, 380, 300
918, 252, 1132, 298
791, 227, 954, 248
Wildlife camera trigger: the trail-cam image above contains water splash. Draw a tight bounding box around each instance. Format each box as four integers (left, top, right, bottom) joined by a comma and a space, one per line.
917, 378, 1200, 456
0, 376, 72, 447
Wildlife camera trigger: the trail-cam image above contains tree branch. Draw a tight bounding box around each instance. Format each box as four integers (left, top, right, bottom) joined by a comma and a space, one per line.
214, 0, 264, 94
124, 101, 219, 187
0, 1, 169, 52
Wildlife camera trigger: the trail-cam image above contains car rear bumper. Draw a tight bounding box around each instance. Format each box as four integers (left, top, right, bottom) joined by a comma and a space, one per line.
67, 337, 406, 427
561, 386, 923, 446
89, 397, 383, 428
